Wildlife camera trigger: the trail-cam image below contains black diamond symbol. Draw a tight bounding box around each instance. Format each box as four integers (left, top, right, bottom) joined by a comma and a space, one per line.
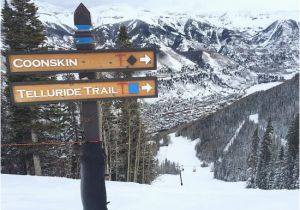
127, 55, 137, 65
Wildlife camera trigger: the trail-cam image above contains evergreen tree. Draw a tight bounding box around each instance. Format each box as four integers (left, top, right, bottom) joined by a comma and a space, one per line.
0, 72, 18, 174
116, 25, 131, 49
2, 0, 14, 50
7, 0, 45, 50
272, 146, 285, 189
256, 119, 273, 189
1, 0, 54, 176
283, 114, 299, 189
246, 128, 260, 188
115, 24, 132, 78
292, 153, 299, 189
158, 158, 180, 175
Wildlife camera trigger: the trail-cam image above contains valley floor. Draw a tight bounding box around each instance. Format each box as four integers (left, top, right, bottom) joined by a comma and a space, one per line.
1, 134, 299, 210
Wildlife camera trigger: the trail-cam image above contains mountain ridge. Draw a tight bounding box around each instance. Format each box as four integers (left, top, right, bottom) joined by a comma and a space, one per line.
12, 2, 299, 133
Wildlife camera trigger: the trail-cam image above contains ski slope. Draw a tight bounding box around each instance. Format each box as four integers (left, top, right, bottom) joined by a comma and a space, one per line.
156, 133, 200, 167
1, 134, 299, 210
243, 81, 283, 97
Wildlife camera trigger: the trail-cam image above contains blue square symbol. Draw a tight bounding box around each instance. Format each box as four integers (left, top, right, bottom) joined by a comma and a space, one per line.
128, 83, 139, 94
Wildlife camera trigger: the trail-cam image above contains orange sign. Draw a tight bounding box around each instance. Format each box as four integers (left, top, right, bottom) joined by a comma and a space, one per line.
7, 49, 156, 75
11, 77, 157, 105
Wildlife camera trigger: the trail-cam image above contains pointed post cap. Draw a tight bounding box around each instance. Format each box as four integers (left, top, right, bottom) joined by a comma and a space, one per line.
74, 3, 91, 26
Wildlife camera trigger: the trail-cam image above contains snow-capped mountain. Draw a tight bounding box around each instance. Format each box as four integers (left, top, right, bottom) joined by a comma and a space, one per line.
34, 2, 299, 132
252, 19, 299, 46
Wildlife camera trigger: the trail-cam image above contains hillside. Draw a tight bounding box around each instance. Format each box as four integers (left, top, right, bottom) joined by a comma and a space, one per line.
2, 133, 299, 210
177, 74, 299, 181
27, 3, 299, 132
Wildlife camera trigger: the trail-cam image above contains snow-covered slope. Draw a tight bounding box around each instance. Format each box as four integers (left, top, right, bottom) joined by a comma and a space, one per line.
156, 133, 200, 167
2, 133, 299, 210
177, 75, 299, 181
243, 81, 283, 97
252, 19, 299, 46
223, 120, 245, 153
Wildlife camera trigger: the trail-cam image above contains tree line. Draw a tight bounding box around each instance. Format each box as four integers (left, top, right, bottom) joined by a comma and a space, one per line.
157, 158, 180, 175
246, 116, 299, 189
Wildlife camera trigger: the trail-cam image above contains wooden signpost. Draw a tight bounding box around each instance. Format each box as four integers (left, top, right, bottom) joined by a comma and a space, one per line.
7, 3, 158, 210
7, 49, 156, 74
11, 77, 157, 105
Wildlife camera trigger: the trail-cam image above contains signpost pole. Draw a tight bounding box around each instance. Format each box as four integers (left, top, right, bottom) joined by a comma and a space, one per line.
75, 3, 107, 210
179, 166, 183, 186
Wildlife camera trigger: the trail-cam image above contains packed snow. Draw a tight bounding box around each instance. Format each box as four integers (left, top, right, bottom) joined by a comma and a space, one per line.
1, 134, 299, 210
156, 133, 200, 167
223, 120, 246, 152
244, 81, 283, 97
249, 113, 259, 124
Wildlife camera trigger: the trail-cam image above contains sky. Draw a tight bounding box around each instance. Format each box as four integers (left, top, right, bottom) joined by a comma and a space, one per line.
38, 0, 299, 12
